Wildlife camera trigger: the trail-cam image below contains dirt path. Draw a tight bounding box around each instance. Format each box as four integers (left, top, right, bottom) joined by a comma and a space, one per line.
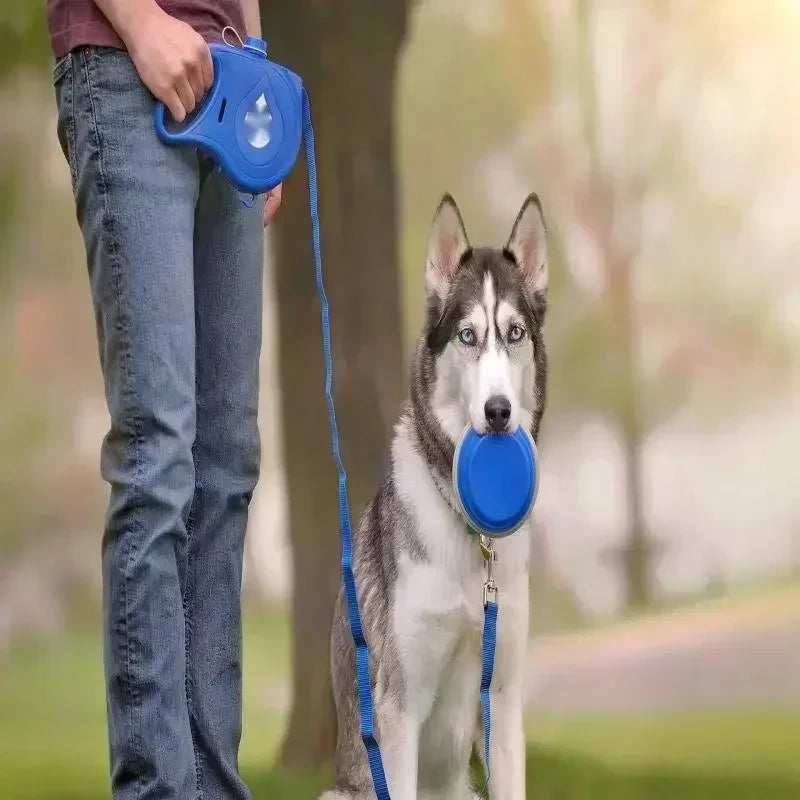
526, 585, 800, 712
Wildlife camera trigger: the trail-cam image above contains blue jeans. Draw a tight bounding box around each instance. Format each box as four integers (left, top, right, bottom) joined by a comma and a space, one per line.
53, 47, 264, 800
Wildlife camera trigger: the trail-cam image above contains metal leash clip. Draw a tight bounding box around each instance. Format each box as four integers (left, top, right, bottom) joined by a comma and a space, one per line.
480, 534, 498, 606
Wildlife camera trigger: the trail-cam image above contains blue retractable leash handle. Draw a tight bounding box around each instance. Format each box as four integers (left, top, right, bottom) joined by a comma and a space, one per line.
155, 36, 303, 194
155, 34, 391, 798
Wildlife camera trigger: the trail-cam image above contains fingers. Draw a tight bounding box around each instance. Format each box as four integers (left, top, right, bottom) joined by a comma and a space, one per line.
264, 183, 283, 227
187, 59, 204, 105
172, 41, 212, 120
175, 76, 196, 118
163, 88, 187, 122
200, 43, 214, 91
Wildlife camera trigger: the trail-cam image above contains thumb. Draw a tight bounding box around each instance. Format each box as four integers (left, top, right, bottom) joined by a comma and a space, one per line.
264, 183, 283, 227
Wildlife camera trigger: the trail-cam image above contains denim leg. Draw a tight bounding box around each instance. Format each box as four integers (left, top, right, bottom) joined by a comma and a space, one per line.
58, 48, 200, 799
186, 167, 264, 799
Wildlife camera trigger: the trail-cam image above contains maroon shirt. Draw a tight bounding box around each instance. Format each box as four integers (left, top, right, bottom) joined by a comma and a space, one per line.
46, 1, 247, 58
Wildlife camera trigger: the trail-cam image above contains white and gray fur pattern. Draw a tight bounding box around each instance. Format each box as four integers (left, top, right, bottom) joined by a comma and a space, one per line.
322, 194, 548, 800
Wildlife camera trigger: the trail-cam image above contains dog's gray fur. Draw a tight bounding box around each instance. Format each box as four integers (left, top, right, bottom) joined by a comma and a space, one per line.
322, 194, 548, 800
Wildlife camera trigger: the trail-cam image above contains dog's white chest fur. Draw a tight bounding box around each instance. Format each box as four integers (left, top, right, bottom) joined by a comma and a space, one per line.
388, 426, 530, 796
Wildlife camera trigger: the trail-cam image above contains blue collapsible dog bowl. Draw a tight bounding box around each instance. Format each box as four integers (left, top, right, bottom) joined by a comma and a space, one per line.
453, 425, 539, 538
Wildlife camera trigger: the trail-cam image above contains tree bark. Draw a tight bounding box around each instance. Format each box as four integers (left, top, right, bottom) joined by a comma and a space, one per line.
259, 0, 410, 771
620, 392, 651, 610
613, 251, 653, 611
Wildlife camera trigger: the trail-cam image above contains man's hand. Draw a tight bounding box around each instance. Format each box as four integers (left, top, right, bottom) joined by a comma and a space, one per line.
264, 184, 282, 227
96, 0, 213, 122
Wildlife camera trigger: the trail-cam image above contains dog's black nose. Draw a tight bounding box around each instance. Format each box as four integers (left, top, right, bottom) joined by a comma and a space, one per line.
484, 395, 511, 432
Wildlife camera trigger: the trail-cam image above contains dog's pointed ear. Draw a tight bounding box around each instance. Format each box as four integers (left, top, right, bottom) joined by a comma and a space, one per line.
506, 193, 548, 296
426, 194, 470, 300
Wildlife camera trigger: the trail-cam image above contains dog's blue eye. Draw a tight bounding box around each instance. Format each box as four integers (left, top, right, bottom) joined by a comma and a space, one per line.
508, 324, 526, 343
458, 328, 476, 346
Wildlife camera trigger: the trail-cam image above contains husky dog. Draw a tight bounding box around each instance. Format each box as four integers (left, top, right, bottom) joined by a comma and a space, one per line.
322, 194, 548, 800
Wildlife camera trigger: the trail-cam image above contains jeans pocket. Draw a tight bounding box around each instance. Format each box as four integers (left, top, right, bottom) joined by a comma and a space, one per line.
52, 53, 71, 85
53, 54, 78, 195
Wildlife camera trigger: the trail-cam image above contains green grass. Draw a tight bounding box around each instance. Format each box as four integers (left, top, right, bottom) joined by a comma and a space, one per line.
525, 711, 800, 798
529, 711, 800, 777
2, 614, 800, 799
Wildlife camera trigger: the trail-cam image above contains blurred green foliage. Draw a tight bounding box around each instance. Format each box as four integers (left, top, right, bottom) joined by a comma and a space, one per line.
0, 2, 50, 79
0, 133, 23, 298
0, 0, 49, 281
0, 0, 46, 303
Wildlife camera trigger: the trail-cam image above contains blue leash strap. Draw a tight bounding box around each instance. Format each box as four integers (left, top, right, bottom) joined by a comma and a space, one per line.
303, 88, 498, 799
481, 599, 498, 787
302, 89, 391, 800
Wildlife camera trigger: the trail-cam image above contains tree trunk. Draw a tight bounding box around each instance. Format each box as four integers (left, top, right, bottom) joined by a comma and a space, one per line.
575, 0, 654, 611
620, 420, 651, 609
598, 255, 654, 611
616, 253, 653, 611
259, 0, 410, 771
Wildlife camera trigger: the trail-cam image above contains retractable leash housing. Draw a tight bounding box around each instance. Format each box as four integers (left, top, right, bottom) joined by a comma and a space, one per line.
154, 35, 303, 194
